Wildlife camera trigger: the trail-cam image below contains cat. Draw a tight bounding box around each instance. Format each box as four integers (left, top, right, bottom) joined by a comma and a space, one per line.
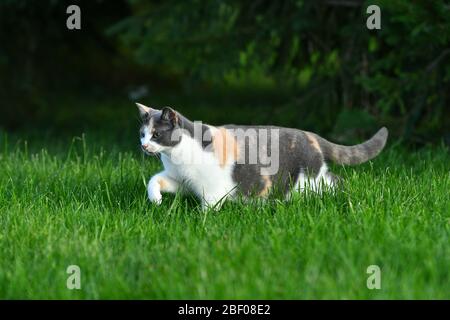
136, 103, 388, 210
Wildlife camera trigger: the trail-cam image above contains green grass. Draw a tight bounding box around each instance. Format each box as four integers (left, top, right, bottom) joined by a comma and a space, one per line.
0, 133, 448, 299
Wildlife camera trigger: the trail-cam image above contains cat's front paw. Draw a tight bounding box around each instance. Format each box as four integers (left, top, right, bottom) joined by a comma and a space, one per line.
148, 191, 162, 205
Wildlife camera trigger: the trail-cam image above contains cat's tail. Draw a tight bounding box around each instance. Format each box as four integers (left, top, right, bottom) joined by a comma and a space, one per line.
313, 127, 388, 165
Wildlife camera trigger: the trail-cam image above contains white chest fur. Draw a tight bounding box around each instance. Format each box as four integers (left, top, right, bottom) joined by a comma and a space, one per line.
161, 134, 237, 206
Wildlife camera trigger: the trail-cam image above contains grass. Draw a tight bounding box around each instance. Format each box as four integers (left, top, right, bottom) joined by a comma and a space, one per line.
0, 132, 448, 299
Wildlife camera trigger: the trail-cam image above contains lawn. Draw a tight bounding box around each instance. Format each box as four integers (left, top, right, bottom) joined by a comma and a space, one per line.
0, 132, 448, 299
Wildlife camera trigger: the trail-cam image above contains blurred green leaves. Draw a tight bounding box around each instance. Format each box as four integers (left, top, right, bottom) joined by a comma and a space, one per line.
107, 0, 449, 142
0, 0, 448, 144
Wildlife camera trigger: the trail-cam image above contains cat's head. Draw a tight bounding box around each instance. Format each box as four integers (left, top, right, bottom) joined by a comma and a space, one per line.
136, 103, 182, 154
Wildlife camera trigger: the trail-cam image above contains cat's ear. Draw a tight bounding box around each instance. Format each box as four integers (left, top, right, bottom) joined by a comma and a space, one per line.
135, 102, 153, 119
161, 107, 179, 126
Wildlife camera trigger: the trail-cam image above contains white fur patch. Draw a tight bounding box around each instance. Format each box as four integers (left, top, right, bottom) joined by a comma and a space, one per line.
140, 127, 152, 145
160, 133, 237, 209
141, 119, 165, 153
293, 164, 335, 195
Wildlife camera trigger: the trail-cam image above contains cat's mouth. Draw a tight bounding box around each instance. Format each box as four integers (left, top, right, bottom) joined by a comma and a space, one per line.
141, 145, 160, 155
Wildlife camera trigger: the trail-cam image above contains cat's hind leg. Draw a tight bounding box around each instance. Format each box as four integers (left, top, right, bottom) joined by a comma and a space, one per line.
294, 164, 338, 194
315, 164, 338, 192
147, 171, 180, 205
326, 172, 342, 187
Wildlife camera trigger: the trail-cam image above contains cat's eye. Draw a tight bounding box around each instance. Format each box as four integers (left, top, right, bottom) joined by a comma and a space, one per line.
153, 131, 161, 139
140, 132, 145, 138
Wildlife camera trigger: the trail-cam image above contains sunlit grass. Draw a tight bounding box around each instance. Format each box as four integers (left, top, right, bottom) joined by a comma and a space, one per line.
0, 133, 449, 299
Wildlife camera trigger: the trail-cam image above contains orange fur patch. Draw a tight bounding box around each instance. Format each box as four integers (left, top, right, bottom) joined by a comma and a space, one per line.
289, 139, 296, 150
212, 127, 239, 167
158, 179, 167, 190
259, 175, 272, 197
305, 132, 322, 153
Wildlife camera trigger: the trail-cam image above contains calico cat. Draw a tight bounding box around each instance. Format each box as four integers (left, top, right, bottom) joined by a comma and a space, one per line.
136, 103, 388, 210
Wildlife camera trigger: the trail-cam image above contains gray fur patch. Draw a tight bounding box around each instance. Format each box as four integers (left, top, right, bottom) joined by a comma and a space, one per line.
224, 125, 324, 197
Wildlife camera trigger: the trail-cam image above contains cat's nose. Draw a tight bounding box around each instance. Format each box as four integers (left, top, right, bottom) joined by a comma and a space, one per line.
142, 144, 148, 149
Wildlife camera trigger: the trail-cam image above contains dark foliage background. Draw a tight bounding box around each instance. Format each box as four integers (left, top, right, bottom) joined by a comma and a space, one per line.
0, 0, 449, 146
